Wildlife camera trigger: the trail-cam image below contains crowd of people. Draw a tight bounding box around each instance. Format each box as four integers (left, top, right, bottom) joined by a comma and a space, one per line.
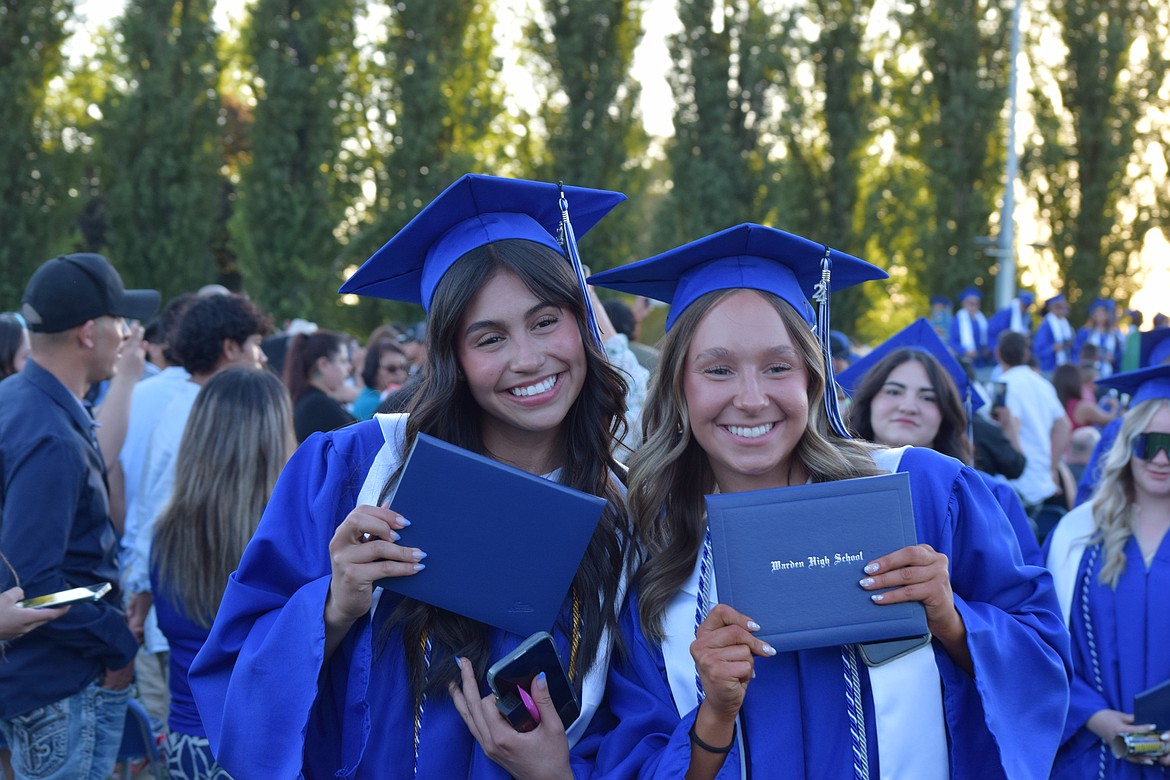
0, 173, 1167, 780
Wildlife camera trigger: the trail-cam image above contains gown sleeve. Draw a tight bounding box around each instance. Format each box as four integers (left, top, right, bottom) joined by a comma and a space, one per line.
902, 449, 1072, 780
189, 424, 382, 778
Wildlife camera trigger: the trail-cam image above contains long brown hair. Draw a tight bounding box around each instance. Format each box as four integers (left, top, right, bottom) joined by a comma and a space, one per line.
629, 289, 880, 641
151, 368, 295, 627
379, 239, 633, 698
846, 348, 973, 465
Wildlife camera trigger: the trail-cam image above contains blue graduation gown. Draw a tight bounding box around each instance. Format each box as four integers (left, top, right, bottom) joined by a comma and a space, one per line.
948, 312, 992, 368
591, 448, 1071, 779
1052, 533, 1170, 779
1076, 418, 1123, 506
979, 472, 1044, 567
1034, 318, 1076, 372
189, 420, 608, 779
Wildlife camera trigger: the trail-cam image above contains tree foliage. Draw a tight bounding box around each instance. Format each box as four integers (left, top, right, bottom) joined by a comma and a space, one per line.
525, 0, 650, 271
879, 0, 1014, 310
0, 0, 75, 307
1025, 0, 1168, 317
234, 0, 362, 322
100, 0, 223, 299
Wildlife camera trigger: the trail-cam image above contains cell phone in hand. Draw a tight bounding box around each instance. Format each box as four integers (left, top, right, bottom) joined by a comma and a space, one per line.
487, 631, 579, 732
992, 381, 1008, 409
18, 582, 111, 609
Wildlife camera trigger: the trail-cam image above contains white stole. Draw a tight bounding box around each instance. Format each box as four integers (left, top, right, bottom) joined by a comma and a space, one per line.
957, 309, 988, 353
1045, 313, 1074, 365
1009, 300, 1029, 334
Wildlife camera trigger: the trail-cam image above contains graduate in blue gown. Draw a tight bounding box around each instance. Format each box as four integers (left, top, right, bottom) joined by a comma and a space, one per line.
188, 175, 635, 779
1034, 294, 1077, 374
587, 224, 1071, 779
838, 317, 1043, 566
987, 290, 1035, 352
1046, 363, 1170, 778
947, 287, 992, 370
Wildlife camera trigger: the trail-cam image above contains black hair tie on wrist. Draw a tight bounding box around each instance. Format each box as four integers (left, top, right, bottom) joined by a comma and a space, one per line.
688, 722, 735, 754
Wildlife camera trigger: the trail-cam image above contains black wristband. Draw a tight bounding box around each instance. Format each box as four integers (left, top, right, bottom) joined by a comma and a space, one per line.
688, 721, 735, 754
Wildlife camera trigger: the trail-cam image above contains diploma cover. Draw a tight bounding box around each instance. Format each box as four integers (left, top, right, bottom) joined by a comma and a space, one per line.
705, 472, 927, 651
1135, 679, 1170, 731
375, 433, 605, 636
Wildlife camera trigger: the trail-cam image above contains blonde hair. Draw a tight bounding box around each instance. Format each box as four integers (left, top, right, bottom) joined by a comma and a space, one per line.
1089, 398, 1170, 588
151, 368, 295, 627
629, 289, 880, 640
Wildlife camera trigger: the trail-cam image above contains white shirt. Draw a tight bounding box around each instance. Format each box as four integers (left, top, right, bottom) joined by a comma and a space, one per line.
1002, 364, 1065, 505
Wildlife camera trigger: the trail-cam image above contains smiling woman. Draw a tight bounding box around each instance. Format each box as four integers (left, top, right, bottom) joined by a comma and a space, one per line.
188, 174, 637, 780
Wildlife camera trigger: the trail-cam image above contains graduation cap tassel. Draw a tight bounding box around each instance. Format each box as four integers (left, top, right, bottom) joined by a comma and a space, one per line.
557, 182, 606, 350
813, 247, 851, 438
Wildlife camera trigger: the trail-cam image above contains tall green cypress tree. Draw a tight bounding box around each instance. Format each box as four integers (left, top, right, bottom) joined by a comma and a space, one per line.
525, 0, 650, 271
234, 0, 360, 322
879, 0, 1013, 310
660, 0, 773, 249
1026, 0, 1166, 314
100, 0, 223, 298
0, 0, 74, 305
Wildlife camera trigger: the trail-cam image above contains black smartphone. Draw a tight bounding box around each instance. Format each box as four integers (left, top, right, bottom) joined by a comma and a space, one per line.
18, 582, 111, 609
858, 633, 932, 667
486, 631, 579, 732
992, 381, 1008, 409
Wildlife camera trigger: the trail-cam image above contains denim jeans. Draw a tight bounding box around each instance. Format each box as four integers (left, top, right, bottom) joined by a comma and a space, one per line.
0, 678, 130, 780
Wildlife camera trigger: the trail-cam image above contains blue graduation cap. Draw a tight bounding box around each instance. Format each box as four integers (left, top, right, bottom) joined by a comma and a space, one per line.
1140, 327, 1170, 368
1097, 364, 1170, 407
959, 287, 982, 302
339, 174, 626, 314
929, 295, 951, 307
1045, 293, 1067, 308
835, 318, 985, 418
1018, 291, 1036, 307
588, 222, 888, 437
1087, 297, 1116, 315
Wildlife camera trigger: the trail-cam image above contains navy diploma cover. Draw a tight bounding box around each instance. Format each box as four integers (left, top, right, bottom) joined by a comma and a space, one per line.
705, 472, 927, 652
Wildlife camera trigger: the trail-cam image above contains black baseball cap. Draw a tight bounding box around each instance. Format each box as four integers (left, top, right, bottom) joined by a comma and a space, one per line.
21, 253, 160, 333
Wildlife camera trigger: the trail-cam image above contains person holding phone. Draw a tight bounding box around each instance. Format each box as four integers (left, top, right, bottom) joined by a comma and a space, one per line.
1046, 363, 1170, 777
0, 584, 68, 643
587, 224, 1070, 779
190, 175, 636, 779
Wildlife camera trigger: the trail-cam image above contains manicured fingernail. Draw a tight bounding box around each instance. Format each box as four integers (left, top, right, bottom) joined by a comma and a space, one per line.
871, 593, 884, 602
746, 620, 761, 631
454, 656, 462, 669
413, 563, 426, 572
762, 643, 776, 656
412, 549, 427, 561
864, 563, 879, 574
859, 577, 875, 588
398, 517, 411, 526
389, 530, 400, 541
534, 672, 547, 690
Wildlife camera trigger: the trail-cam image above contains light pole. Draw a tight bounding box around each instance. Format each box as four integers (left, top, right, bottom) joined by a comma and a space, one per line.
996, 0, 1023, 311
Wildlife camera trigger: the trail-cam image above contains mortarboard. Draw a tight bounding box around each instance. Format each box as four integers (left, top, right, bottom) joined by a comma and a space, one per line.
835, 318, 985, 418
959, 287, 982, 302
1046, 293, 1067, 308
929, 295, 951, 307
1139, 327, 1170, 368
1017, 291, 1035, 307
1097, 364, 1170, 407
588, 222, 887, 437
1087, 297, 1116, 315
339, 174, 625, 312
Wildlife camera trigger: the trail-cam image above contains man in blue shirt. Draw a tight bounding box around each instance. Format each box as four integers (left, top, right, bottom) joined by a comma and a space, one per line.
0, 254, 158, 780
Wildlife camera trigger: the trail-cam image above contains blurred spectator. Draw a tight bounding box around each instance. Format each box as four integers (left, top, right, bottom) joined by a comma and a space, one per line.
602, 297, 660, 372
0, 313, 29, 380
1064, 426, 1100, 484
396, 322, 428, 374
124, 293, 272, 726
948, 287, 992, 373
284, 330, 357, 443
995, 330, 1071, 517
1121, 309, 1143, 372
352, 339, 408, 420
150, 367, 294, 777
1034, 294, 1075, 375
1073, 298, 1123, 378
928, 295, 952, 341
1053, 363, 1119, 431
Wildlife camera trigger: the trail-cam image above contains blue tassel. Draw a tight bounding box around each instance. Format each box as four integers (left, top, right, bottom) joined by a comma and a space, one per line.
813, 246, 851, 438
556, 183, 605, 350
